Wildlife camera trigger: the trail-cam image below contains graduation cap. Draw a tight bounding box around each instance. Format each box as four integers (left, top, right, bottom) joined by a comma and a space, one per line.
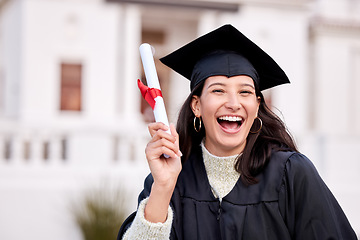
160, 24, 289, 91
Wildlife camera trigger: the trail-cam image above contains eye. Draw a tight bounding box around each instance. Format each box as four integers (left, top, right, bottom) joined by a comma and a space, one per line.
239, 90, 254, 96
211, 89, 225, 93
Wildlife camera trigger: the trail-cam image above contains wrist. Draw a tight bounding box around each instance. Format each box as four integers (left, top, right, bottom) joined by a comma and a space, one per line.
152, 179, 177, 192
145, 183, 175, 223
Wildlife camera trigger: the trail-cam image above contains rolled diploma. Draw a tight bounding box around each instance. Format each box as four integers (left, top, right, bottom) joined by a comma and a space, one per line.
139, 43, 170, 134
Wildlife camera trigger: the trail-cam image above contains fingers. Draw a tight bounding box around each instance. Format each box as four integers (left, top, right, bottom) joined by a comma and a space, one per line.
148, 122, 169, 138
146, 141, 179, 159
148, 134, 180, 159
146, 122, 181, 159
169, 123, 178, 140
170, 123, 182, 157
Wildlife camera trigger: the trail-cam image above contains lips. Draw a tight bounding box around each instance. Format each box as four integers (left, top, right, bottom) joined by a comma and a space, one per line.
217, 115, 243, 133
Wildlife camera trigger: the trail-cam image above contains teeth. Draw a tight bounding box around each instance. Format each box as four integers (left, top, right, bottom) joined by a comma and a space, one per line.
218, 116, 242, 122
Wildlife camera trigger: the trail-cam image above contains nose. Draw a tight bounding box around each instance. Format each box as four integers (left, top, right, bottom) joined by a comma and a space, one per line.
224, 93, 241, 111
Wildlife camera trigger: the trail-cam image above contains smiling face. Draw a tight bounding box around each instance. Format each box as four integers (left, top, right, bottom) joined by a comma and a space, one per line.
191, 75, 260, 157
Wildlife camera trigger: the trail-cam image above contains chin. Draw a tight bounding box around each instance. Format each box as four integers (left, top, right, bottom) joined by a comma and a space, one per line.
218, 141, 245, 155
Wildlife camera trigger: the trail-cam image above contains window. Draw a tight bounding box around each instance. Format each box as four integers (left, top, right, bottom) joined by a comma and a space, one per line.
60, 63, 82, 111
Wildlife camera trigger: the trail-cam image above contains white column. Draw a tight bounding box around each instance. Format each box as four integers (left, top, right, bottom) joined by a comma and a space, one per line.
12, 135, 23, 164
118, 135, 131, 162
197, 11, 218, 36
267, 14, 310, 139
121, 4, 142, 124
2, 0, 22, 119
351, 50, 360, 134
30, 136, 43, 164
49, 135, 62, 164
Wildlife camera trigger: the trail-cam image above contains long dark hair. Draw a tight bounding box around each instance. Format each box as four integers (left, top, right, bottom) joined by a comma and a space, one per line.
176, 81, 298, 185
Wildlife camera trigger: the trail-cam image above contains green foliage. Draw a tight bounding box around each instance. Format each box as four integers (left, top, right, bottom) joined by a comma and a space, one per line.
72, 187, 127, 240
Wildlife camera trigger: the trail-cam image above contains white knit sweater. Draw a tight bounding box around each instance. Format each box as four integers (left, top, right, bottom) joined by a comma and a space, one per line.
122, 143, 240, 240
200, 142, 240, 202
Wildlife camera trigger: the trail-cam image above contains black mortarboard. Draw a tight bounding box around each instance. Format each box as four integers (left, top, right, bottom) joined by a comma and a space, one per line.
160, 24, 290, 91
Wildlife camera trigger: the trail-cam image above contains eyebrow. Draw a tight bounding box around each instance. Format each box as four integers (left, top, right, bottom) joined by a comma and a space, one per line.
207, 82, 255, 89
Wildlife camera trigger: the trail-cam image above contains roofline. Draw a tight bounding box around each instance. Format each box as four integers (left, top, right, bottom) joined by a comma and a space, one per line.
105, 0, 240, 12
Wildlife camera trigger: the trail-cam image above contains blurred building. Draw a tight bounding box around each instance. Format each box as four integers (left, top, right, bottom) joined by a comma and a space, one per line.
0, 0, 359, 239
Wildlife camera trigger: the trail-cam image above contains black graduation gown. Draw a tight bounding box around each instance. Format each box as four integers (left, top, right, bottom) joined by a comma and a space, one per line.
118, 147, 357, 240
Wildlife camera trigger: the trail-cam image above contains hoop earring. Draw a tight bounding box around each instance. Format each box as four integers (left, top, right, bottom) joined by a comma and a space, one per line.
194, 116, 202, 132
250, 117, 262, 134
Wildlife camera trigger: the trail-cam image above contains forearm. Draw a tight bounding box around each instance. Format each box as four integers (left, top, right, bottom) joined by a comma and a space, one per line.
145, 181, 175, 223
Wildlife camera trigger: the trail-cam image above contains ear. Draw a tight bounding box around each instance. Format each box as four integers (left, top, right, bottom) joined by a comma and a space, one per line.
191, 95, 201, 117
255, 96, 261, 116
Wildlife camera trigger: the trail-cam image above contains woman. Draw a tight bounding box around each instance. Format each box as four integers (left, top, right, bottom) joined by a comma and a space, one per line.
118, 24, 357, 239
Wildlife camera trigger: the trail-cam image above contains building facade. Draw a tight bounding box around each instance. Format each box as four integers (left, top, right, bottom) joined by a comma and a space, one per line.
0, 0, 359, 239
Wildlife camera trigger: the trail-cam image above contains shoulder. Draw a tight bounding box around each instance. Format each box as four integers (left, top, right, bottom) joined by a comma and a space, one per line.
271, 151, 325, 193
274, 152, 357, 239
269, 151, 317, 175
282, 152, 320, 181
265, 151, 321, 189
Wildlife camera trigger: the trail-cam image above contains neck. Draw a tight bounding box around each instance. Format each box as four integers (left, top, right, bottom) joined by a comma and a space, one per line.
202, 139, 244, 157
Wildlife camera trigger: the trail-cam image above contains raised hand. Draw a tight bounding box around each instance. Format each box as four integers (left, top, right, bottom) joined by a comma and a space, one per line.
144, 122, 182, 223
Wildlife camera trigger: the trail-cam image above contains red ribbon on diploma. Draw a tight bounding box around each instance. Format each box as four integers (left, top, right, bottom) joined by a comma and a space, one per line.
137, 79, 163, 110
